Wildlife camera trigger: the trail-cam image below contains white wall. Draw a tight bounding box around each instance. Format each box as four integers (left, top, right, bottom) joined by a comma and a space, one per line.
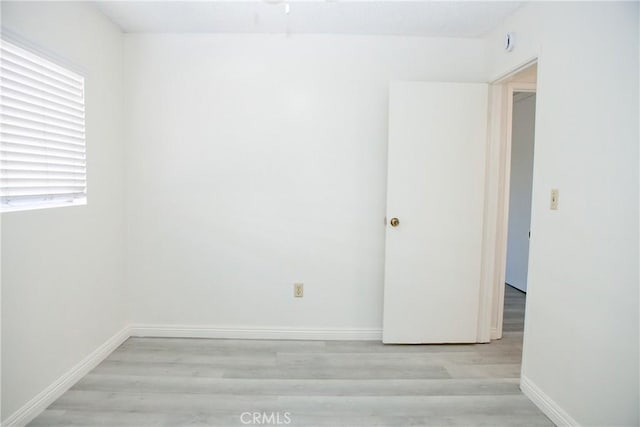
485, 2, 639, 425
1, 2, 126, 422
5, 3, 637, 425
505, 93, 536, 292
124, 34, 486, 331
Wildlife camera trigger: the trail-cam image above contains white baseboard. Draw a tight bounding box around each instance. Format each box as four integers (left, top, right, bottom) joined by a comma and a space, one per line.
521, 375, 580, 427
130, 324, 383, 341
2, 326, 130, 427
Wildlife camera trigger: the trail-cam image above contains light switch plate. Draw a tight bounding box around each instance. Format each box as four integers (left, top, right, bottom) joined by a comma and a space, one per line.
550, 189, 559, 210
294, 283, 304, 298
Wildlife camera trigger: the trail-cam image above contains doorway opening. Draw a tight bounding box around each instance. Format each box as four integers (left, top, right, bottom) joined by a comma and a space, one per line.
477, 61, 537, 343
503, 89, 536, 332
497, 65, 537, 339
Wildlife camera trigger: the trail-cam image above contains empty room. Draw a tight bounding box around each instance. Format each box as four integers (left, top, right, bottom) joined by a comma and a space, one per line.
1, 1, 638, 426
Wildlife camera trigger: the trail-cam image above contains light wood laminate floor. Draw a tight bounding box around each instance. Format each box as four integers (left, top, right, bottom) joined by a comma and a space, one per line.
30, 285, 551, 426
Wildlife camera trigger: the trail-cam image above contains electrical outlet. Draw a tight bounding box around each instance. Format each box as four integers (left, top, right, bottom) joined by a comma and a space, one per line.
294, 282, 304, 298
550, 189, 559, 210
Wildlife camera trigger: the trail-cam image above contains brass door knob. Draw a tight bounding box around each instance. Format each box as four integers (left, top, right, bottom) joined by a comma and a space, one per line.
390, 217, 400, 227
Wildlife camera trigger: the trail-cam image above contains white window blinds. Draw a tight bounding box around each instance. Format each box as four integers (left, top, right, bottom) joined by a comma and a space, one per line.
1, 39, 86, 212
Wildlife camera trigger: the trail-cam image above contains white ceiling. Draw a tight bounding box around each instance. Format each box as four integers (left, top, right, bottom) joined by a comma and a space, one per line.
94, 1, 523, 37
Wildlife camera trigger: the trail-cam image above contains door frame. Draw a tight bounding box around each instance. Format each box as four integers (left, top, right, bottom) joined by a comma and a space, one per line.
477, 59, 537, 342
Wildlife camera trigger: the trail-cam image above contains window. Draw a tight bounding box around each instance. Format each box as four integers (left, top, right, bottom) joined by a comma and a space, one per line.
1, 39, 86, 212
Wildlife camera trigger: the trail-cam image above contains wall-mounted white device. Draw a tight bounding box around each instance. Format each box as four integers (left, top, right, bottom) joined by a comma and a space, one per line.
505, 32, 515, 52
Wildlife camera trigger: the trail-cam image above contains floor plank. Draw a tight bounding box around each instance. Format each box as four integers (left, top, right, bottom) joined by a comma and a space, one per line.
29, 284, 552, 426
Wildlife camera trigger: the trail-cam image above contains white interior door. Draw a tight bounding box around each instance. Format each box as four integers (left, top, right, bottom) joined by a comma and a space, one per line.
382, 82, 488, 344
